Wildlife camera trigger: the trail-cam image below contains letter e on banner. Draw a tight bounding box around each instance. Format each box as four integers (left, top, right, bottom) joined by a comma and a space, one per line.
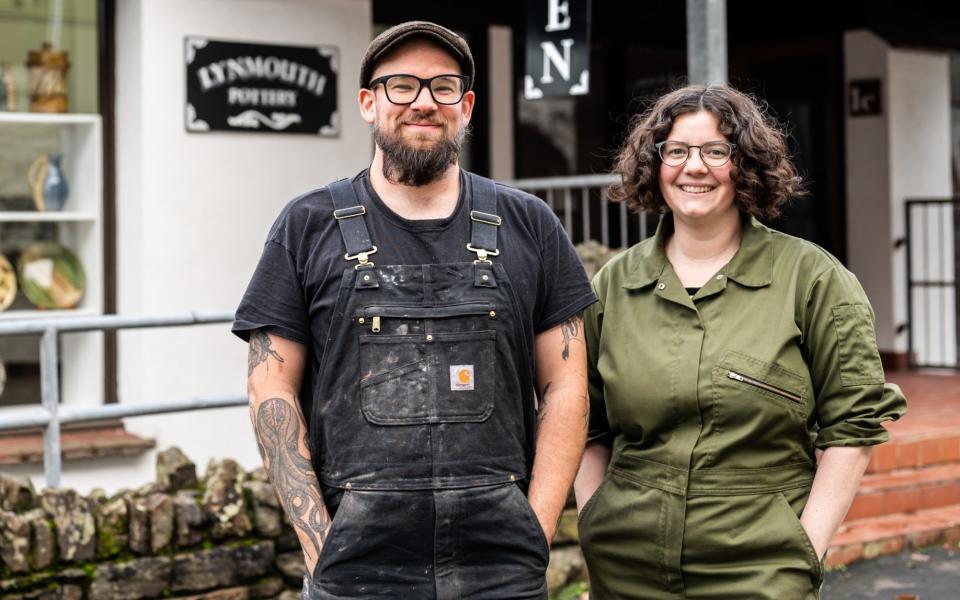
525, 0, 591, 98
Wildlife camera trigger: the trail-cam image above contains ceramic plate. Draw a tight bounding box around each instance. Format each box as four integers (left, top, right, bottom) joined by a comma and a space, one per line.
18, 241, 86, 309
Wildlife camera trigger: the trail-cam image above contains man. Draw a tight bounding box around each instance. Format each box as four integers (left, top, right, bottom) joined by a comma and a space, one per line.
234, 21, 596, 599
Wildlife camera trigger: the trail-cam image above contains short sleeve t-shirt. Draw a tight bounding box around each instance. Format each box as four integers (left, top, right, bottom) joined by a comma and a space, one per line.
233, 169, 597, 416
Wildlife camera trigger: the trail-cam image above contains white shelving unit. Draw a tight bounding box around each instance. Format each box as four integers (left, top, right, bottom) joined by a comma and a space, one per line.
0, 212, 98, 222
0, 113, 105, 407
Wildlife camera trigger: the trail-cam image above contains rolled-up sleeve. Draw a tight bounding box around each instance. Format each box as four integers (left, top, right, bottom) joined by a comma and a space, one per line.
584, 283, 613, 447
801, 265, 907, 448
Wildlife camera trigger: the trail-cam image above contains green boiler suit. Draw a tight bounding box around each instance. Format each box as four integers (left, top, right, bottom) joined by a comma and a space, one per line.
579, 216, 907, 600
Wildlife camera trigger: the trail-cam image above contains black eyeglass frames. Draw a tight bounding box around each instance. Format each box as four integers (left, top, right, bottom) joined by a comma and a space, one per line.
367, 74, 471, 106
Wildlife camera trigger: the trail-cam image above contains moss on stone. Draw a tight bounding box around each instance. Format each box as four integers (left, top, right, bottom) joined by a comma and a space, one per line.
226, 537, 262, 549
79, 561, 97, 579
0, 569, 56, 592
97, 526, 123, 558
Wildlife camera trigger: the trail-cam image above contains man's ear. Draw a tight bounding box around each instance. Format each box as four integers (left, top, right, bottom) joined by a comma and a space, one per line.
460, 90, 476, 125
358, 88, 376, 124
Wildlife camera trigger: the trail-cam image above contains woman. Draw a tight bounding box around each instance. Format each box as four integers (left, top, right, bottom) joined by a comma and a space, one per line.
575, 85, 906, 600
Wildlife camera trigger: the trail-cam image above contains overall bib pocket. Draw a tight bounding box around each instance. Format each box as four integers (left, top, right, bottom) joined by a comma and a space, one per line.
358, 303, 497, 425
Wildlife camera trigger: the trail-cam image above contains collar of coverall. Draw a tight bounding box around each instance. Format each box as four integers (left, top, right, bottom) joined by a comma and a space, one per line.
620, 213, 775, 290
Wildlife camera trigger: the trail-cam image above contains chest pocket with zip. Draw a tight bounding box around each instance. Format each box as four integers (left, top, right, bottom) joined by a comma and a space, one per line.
714, 350, 808, 414
358, 302, 497, 426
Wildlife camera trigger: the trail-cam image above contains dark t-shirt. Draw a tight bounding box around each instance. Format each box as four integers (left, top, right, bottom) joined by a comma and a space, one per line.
233, 169, 597, 416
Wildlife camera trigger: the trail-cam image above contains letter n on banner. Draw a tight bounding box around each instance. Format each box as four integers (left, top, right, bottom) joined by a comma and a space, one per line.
524, 0, 591, 99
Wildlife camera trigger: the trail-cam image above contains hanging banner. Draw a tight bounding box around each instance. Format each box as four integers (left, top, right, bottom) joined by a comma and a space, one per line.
524, 0, 591, 99
184, 37, 339, 136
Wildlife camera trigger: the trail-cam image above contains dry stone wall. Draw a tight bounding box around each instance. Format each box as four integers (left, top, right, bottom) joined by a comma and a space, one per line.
0, 448, 301, 599
0, 448, 589, 600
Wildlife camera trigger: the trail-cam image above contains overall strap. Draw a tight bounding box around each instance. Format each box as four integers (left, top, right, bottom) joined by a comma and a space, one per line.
329, 178, 377, 269
466, 172, 501, 264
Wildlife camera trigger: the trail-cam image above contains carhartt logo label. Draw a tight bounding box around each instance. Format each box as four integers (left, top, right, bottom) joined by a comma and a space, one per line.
450, 365, 475, 391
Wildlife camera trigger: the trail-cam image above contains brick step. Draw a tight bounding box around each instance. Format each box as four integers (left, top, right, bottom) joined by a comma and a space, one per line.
847, 463, 960, 520
826, 504, 960, 568
866, 432, 960, 474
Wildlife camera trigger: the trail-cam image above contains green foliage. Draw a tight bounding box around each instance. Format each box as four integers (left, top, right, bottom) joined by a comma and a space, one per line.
551, 581, 589, 600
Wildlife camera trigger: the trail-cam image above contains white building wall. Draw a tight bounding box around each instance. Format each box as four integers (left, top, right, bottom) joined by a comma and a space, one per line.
844, 30, 954, 362
7, 0, 372, 494
888, 49, 955, 365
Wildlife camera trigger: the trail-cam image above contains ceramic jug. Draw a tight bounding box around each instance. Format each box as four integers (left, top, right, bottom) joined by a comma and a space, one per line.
27, 154, 69, 211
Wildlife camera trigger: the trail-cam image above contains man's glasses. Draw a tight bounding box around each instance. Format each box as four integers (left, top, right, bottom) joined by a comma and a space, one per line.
368, 74, 471, 106
655, 141, 736, 167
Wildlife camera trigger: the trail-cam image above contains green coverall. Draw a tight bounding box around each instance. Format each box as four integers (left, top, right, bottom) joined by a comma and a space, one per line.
579, 215, 907, 600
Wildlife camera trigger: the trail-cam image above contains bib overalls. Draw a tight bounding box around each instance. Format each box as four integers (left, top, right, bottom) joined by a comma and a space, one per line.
302, 175, 549, 599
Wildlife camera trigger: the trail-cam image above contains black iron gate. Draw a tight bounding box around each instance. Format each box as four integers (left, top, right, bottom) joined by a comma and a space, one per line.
904, 198, 960, 368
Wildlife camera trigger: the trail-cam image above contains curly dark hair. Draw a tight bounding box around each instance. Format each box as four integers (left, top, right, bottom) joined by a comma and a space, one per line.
609, 84, 806, 220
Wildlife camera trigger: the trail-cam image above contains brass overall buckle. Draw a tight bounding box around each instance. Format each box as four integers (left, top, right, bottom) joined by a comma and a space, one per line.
466, 243, 500, 264
344, 246, 378, 269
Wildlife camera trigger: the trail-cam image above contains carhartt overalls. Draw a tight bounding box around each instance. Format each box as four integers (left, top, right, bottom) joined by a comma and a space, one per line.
303, 174, 549, 599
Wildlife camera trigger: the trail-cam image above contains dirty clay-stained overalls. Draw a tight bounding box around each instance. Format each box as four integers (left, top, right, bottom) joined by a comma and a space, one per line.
302, 174, 549, 600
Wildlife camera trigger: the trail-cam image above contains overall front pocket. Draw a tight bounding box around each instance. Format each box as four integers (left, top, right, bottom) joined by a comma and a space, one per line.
358, 303, 497, 426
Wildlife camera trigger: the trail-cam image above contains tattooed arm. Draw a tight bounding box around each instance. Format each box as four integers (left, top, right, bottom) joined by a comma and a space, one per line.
247, 330, 330, 576
527, 312, 589, 543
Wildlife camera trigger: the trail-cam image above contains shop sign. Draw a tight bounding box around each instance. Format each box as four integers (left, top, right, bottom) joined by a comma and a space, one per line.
848, 79, 882, 117
524, 0, 591, 99
185, 37, 339, 135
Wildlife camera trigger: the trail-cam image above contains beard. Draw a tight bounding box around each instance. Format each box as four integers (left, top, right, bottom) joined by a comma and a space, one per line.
374, 116, 469, 186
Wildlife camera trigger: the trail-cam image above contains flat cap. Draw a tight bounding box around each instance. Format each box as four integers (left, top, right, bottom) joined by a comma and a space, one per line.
359, 21, 474, 90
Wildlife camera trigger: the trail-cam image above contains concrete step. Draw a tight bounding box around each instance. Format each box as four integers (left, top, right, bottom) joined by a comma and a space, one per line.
847, 463, 960, 520
866, 432, 960, 474
827, 504, 960, 568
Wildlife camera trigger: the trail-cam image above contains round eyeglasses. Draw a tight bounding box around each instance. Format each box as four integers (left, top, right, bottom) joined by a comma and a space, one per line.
655, 140, 736, 167
368, 74, 471, 106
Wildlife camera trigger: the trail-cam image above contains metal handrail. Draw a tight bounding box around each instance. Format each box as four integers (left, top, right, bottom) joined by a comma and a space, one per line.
504, 173, 645, 248
502, 173, 619, 189
0, 311, 243, 487
0, 173, 640, 489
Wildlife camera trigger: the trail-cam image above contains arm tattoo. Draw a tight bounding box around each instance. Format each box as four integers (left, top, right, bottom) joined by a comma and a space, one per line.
537, 382, 551, 425
255, 398, 329, 562
560, 313, 583, 361
248, 330, 285, 376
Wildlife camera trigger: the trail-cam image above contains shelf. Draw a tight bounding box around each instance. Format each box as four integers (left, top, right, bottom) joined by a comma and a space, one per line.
0, 113, 101, 126
0, 308, 99, 322
0, 212, 97, 223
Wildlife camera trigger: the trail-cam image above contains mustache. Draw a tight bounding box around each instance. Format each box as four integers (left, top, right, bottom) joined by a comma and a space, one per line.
398, 117, 445, 128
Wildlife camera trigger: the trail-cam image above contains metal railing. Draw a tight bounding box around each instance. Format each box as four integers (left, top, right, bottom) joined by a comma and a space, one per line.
0, 174, 647, 489
904, 198, 959, 368
505, 173, 651, 247
0, 311, 245, 487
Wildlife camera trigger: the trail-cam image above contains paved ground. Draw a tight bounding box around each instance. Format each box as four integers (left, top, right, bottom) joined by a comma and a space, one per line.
823, 545, 960, 599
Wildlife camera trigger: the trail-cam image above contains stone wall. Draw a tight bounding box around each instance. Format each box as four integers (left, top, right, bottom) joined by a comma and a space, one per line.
0, 448, 589, 600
